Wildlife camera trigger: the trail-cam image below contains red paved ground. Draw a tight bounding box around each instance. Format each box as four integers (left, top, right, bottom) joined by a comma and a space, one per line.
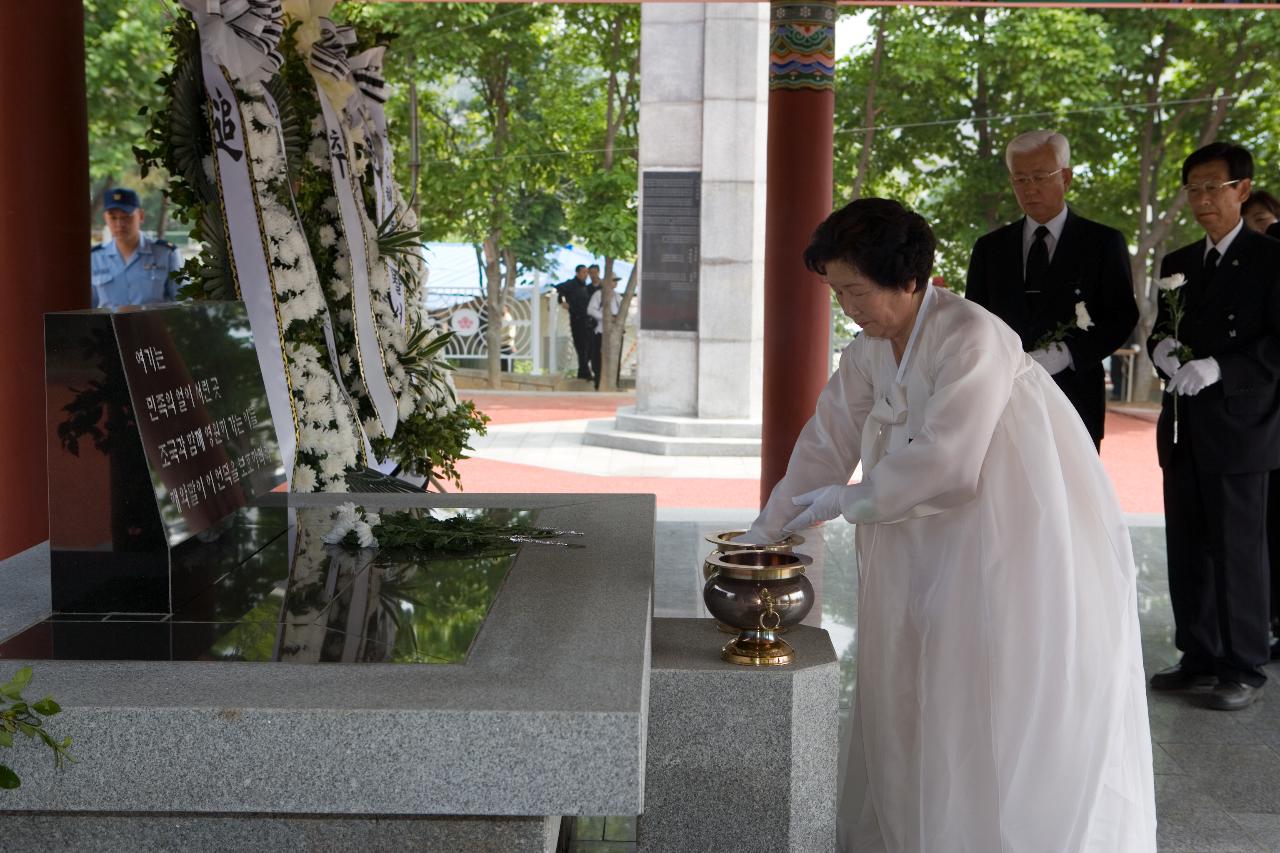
455, 394, 1163, 514
463, 391, 636, 425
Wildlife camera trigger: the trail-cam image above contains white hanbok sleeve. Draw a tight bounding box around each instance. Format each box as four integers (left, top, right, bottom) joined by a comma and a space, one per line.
752, 343, 876, 538
844, 317, 1015, 525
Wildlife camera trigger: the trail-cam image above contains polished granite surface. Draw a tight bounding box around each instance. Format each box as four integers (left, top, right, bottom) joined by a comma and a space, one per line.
0, 507, 534, 665
645, 514, 1280, 853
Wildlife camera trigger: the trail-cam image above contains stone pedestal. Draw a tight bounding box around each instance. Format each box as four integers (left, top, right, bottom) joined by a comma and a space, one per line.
0, 814, 561, 853
641, 618, 839, 852
635, 3, 769, 425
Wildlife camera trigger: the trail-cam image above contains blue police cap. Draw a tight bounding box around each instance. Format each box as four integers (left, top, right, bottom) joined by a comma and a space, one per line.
104, 187, 141, 213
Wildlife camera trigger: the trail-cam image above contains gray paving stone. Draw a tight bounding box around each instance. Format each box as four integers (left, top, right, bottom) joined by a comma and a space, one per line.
1154, 774, 1262, 852
1228, 812, 1280, 849
1161, 743, 1280, 814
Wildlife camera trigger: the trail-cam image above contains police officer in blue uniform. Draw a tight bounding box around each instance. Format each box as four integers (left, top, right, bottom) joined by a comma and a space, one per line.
90, 188, 182, 308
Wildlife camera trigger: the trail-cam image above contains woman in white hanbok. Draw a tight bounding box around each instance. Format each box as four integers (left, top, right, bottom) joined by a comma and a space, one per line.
744, 199, 1156, 852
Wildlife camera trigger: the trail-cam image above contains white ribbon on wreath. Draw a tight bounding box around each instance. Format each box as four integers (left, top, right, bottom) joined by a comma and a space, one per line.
296, 13, 401, 441
349, 45, 407, 329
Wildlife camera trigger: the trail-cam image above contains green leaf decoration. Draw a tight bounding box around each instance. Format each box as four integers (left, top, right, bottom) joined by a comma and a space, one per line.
0, 729, 13, 749
0, 765, 19, 790
31, 698, 61, 717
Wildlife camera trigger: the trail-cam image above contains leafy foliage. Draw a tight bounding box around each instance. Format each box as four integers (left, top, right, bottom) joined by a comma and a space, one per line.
1, 667, 73, 790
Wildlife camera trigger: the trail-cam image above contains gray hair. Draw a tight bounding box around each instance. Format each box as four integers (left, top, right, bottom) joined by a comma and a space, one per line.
1005, 130, 1071, 171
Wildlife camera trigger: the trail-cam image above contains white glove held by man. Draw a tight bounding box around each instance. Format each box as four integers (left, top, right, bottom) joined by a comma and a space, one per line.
1028, 342, 1072, 375
1167, 357, 1221, 396
1152, 337, 1183, 377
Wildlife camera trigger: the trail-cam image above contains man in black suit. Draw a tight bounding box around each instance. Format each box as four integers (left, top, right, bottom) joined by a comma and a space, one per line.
554, 264, 593, 380
966, 130, 1138, 450
1147, 142, 1280, 711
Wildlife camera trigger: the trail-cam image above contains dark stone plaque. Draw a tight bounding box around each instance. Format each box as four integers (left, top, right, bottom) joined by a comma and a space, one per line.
45, 302, 287, 614
640, 170, 701, 332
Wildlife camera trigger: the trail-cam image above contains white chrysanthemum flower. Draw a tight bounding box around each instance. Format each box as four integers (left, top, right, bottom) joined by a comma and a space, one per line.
339, 354, 354, 377
363, 417, 383, 439
323, 197, 340, 216
1157, 273, 1186, 291
319, 225, 337, 247
398, 394, 415, 419
322, 506, 356, 543
334, 255, 351, 282
320, 453, 348, 482
364, 511, 381, 527
291, 464, 316, 493
353, 519, 378, 549
303, 377, 330, 403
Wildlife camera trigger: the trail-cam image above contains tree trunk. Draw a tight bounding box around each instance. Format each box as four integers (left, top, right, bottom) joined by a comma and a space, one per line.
600, 263, 638, 392
482, 234, 503, 389
971, 11, 1000, 232
850, 9, 887, 201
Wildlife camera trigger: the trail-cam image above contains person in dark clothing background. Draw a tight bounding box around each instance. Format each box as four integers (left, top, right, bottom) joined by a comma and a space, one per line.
554, 264, 594, 380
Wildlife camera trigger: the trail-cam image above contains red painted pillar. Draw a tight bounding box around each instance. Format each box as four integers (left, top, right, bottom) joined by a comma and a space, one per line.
761, 2, 835, 506
0, 3, 90, 557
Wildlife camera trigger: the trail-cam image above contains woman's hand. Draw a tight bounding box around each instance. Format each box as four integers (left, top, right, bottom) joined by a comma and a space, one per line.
784, 485, 848, 532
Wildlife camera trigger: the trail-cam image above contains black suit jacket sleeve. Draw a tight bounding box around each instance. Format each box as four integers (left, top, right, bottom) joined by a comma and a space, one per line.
964, 238, 990, 308
1063, 227, 1137, 368
1147, 258, 1176, 381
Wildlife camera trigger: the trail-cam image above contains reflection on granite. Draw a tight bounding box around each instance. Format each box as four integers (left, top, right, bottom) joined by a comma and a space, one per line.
0, 507, 531, 665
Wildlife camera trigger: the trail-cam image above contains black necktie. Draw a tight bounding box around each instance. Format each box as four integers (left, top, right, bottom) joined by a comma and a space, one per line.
1204, 247, 1221, 280
1025, 225, 1050, 307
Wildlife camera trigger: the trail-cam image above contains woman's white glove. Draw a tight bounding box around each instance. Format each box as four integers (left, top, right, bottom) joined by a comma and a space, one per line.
735, 523, 783, 545
1151, 337, 1183, 377
783, 485, 849, 533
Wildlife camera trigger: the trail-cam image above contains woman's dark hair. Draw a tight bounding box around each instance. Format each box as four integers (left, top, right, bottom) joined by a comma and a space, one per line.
1244, 190, 1280, 219
803, 198, 936, 291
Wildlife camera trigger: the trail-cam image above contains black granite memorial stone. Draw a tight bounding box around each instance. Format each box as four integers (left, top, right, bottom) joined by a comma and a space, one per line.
45, 303, 288, 615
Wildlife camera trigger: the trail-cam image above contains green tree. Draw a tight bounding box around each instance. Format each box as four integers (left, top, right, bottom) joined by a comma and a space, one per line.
352, 4, 571, 388
560, 5, 640, 392
836, 7, 1280, 399
84, 0, 172, 233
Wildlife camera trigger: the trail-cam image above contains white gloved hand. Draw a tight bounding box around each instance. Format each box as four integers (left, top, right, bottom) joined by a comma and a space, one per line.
734, 523, 783, 545
1167, 357, 1222, 396
1152, 337, 1183, 377
1028, 342, 1072, 375
783, 486, 848, 533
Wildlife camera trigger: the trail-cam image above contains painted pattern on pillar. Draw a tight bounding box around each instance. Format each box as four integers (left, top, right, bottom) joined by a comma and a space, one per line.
769, 2, 836, 92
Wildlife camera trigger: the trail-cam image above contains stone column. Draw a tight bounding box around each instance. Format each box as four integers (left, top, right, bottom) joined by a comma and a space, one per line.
759, 2, 835, 505
0, 3, 90, 558
635, 3, 768, 420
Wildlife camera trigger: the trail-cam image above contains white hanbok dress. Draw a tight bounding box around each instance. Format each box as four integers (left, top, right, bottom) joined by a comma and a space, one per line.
756, 285, 1156, 852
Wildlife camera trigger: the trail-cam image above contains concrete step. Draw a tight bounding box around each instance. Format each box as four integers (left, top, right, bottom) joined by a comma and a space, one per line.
612, 406, 761, 439
582, 419, 761, 457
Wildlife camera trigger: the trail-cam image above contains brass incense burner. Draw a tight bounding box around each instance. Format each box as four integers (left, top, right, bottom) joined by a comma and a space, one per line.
702, 550, 814, 666
703, 531, 804, 634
